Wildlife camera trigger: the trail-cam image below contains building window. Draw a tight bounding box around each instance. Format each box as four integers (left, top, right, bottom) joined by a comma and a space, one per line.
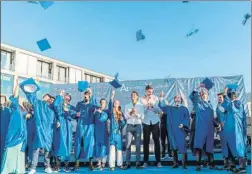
57, 66, 67, 82
1, 50, 14, 71
85, 74, 102, 83
36, 60, 52, 79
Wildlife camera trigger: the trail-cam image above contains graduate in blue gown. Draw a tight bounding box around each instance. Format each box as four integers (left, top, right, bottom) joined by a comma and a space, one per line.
159, 93, 190, 169
94, 98, 109, 170
53, 91, 76, 172
73, 91, 97, 171
0, 95, 11, 163
1, 79, 27, 174
108, 90, 126, 171
221, 87, 247, 173
25, 104, 36, 168
189, 85, 221, 171
20, 78, 55, 174
215, 92, 229, 169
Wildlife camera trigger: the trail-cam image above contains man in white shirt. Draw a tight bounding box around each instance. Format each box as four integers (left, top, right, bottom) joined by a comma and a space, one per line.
123, 91, 144, 170
141, 85, 163, 168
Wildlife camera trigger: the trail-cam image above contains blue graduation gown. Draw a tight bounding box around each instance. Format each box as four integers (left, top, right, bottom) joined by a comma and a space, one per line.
25, 92, 55, 151
94, 109, 109, 158
4, 96, 27, 151
221, 96, 247, 158
189, 91, 215, 153
0, 107, 11, 161
74, 101, 97, 160
26, 112, 36, 161
53, 95, 76, 160
159, 102, 190, 153
108, 100, 126, 151
216, 105, 228, 158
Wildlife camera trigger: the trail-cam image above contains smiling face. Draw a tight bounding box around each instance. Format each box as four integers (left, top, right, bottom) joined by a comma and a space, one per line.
64, 93, 71, 104
217, 94, 224, 103
174, 95, 182, 105
113, 100, 120, 108
0, 95, 7, 106
100, 99, 107, 109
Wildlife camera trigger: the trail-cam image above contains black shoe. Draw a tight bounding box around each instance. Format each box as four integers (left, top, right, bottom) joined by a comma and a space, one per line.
136, 163, 142, 169
168, 153, 173, 158
123, 164, 131, 170
89, 164, 94, 171
172, 163, 179, 168
182, 164, 187, 169
95, 164, 102, 169
209, 165, 222, 170
196, 165, 201, 171
161, 153, 165, 159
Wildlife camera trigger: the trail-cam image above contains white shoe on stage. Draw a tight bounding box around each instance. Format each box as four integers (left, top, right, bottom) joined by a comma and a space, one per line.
45, 167, 53, 173
28, 169, 36, 174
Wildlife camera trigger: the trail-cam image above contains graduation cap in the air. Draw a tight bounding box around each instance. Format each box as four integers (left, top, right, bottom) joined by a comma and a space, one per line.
242, 13, 251, 25
78, 81, 89, 92
226, 84, 238, 93
182, 1, 189, 3
27, 1, 38, 4
186, 27, 199, 37
136, 30, 145, 41
201, 78, 214, 90
39, 1, 54, 10
109, 73, 122, 89
19, 78, 40, 94
36, 38, 51, 52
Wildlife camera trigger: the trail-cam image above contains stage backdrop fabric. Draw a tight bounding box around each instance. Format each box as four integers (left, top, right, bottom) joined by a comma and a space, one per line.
50, 75, 247, 132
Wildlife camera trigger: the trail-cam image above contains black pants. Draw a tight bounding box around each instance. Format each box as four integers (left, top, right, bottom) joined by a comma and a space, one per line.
143, 122, 161, 163
160, 126, 171, 156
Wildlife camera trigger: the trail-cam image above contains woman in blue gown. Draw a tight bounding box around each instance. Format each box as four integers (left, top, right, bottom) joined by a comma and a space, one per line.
53, 91, 77, 172
1, 80, 27, 174
221, 87, 247, 173
189, 85, 221, 171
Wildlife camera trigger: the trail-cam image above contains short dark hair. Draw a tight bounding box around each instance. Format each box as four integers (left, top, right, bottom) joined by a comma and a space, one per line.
131, 91, 139, 97
43, 94, 52, 99
100, 98, 106, 103
0, 95, 7, 102
50, 96, 55, 100
145, 85, 153, 90
84, 91, 90, 95
217, 92, 224, 96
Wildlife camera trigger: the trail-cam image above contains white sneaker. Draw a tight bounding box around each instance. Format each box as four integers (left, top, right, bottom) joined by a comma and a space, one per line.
142, 163, 148, 168
28, 169, 36, 174
157, 162, 162, 168
45, 167, 53, 173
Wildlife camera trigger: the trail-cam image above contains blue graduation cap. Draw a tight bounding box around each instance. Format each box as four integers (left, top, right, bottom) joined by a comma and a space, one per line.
242, 13, 251, 25
201, 78, 214, 90
186, 27, 199, 37
78, 81, 89, 92
136, 30, 145, 41
182, 1, 189, 3
39, 1, 54, 10
109, 73, 122, 89
36, 38, 51, 52
27, 1, 38, 4
226, 84, 238, 93
19, 78, 40, 94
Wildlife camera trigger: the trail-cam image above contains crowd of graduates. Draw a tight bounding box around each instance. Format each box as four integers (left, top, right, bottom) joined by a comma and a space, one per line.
0, 77, 248, 174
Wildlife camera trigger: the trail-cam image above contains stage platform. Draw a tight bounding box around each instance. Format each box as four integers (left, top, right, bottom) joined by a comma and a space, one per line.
33, 165, 251, 174
38, 152, 251, 166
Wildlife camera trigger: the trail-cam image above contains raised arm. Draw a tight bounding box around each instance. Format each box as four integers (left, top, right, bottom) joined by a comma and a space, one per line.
158, 90, 169, 112
109, 90, 115, 113
13, 79, 19, 98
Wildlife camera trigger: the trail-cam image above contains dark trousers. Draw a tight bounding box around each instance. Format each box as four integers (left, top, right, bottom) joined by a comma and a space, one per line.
160, 126, 171, 156
143, 122, 161, 163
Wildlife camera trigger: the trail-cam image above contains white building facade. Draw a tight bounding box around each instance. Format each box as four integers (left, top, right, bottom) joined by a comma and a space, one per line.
1, 43, 114, 98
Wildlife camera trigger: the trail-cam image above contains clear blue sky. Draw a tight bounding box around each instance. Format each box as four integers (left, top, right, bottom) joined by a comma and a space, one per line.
2, 1, 251, 92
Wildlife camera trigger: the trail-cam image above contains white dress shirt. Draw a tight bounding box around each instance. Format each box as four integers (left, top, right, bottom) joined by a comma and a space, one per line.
141, 95, 162, 125
124, 101, 144, 125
